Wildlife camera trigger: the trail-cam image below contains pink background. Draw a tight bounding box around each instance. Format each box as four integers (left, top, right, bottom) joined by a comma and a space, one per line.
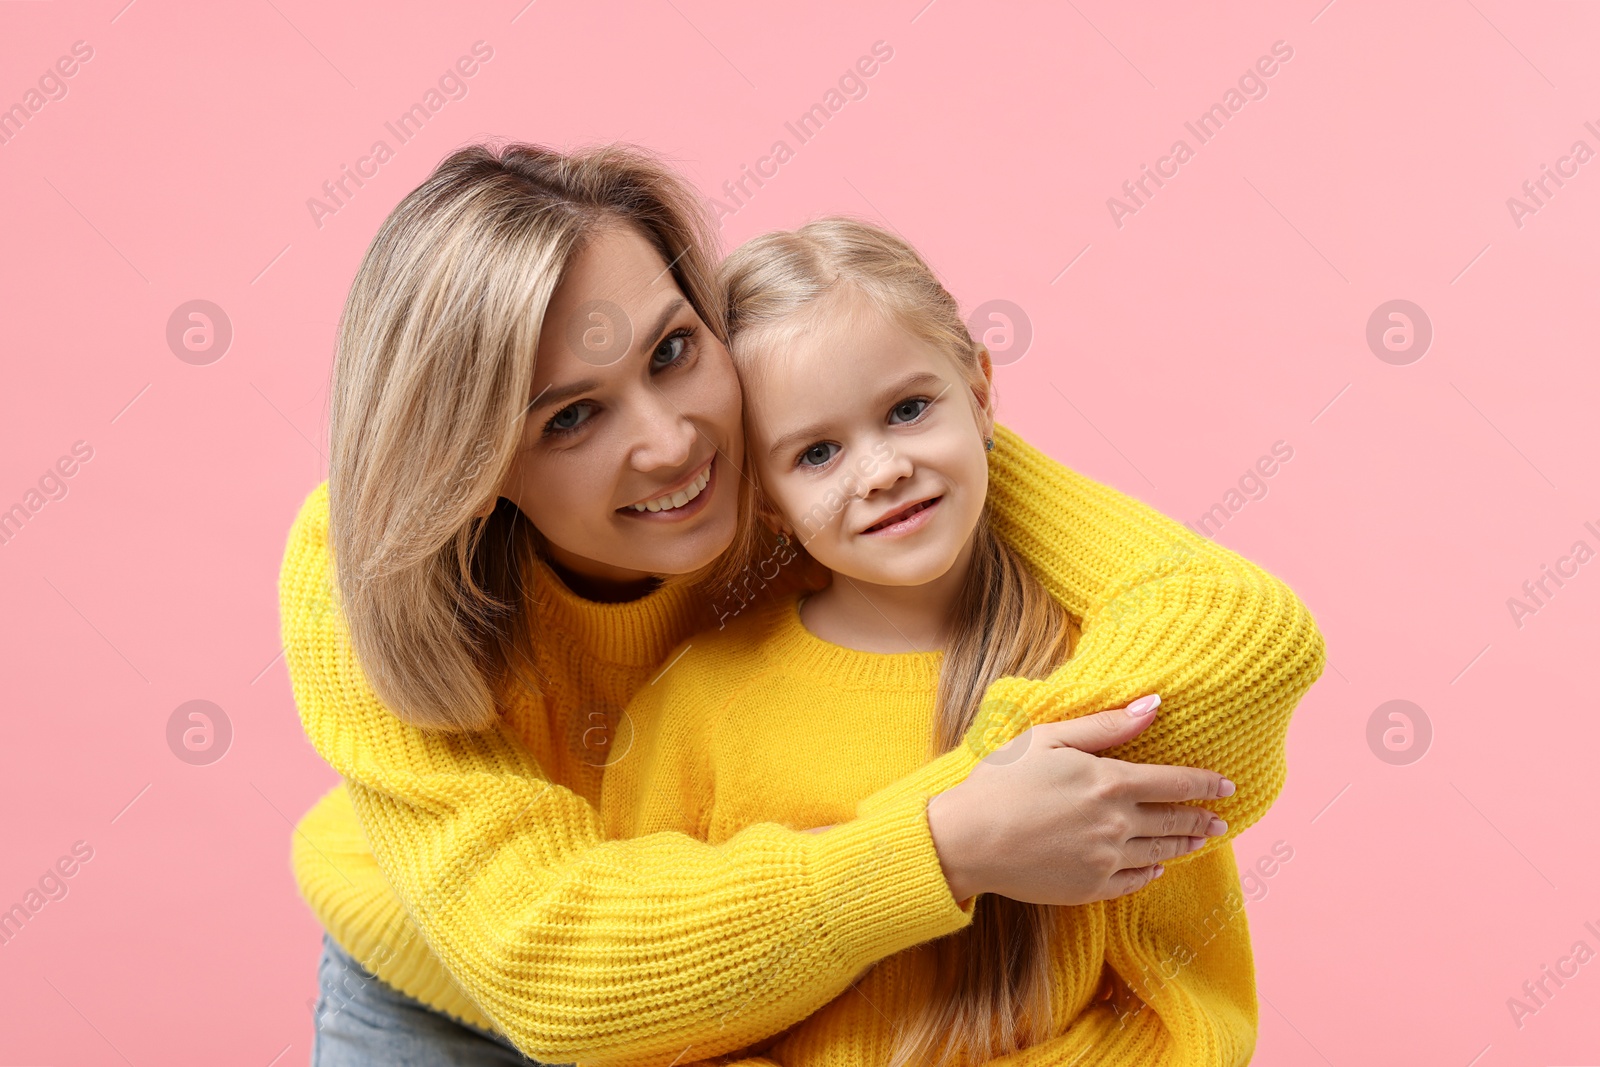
2, 1, 1597, 1063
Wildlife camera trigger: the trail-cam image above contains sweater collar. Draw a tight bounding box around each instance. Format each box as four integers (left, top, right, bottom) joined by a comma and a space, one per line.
525, 553, 706, 668
756, 595, 945, 692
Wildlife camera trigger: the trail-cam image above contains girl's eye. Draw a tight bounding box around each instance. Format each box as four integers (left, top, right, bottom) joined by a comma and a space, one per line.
651, 328, 695, 370
889, 397, 930, 424
798, 442, 840, 468
545, 401, 596, 436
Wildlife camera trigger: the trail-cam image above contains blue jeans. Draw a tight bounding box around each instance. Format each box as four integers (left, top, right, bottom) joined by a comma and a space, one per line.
311, 931, 565, 1066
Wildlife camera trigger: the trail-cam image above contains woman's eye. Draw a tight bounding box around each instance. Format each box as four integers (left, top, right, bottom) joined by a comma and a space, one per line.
545, 401, 596, 435
651, 330, 693, 369
889, 398, 930, 424
799, 442, 840, 468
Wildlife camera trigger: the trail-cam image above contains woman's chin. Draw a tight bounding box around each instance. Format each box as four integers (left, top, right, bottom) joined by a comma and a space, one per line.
633, 519, 739, 578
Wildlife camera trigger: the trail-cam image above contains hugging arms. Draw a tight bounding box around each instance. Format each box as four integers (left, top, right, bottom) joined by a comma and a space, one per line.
285, 424, 1322, 1065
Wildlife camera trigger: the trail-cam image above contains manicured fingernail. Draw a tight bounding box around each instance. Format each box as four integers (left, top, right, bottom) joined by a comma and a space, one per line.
1188, 836, 1206, 852
1152, 864, 1165, 878
1218, 778, 1236, 796
1126, 694, 1161, 717
1207, 817, 1227, 836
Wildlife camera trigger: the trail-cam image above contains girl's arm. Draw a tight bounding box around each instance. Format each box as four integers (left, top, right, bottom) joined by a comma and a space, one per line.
856, 422, 1326, 865
281, 486, 974, 1067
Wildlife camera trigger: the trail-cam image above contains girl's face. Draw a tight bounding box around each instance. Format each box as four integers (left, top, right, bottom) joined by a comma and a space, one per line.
497, 223, 744, 588
742, 292, 995, 589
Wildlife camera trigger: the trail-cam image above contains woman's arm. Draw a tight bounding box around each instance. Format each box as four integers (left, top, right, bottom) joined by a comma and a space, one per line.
695, 1013, 1171, 1067
682, 850, 1256, 1067
856, 422, 1326, 868
281, 486, 974, 1067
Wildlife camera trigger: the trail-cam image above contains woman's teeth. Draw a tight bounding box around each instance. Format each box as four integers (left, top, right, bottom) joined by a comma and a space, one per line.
629, 464, 711, 512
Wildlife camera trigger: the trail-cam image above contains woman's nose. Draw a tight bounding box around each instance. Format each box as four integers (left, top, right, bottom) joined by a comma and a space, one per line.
630, 390, 698, 472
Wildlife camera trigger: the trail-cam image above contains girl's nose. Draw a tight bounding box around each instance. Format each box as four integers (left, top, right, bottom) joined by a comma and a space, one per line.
858, 440, 913, 495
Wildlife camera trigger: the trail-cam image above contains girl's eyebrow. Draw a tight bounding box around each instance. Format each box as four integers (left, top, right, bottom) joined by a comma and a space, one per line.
878, 370, 946, 402
764, 370, 949, 458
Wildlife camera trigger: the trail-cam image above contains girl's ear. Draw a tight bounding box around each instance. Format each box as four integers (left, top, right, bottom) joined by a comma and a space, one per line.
972, 345, 997, 439
755, 498, 792, 539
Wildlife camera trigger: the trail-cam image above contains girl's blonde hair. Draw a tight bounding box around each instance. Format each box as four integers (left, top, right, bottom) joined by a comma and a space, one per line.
720, 217, 1077, 1067
328, 141, 731, 732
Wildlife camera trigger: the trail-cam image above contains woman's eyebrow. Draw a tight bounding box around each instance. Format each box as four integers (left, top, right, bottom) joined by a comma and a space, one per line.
525, 378, 599, 417
637, 296, 687, 356
523, 297, 690, 418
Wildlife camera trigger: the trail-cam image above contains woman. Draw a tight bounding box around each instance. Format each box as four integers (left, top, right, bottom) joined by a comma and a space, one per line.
285, 141, 1325, 1065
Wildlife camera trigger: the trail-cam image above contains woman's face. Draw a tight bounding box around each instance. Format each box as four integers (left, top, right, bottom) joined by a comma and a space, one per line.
497, 222, 744, 590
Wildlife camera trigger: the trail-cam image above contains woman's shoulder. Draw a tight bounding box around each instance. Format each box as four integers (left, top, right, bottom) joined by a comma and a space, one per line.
279, 481, 339, 634
280, 482, 335, 609
284, 481, 331, 550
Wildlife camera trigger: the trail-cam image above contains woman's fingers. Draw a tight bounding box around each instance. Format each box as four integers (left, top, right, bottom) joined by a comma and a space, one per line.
1103, 805, 1221, 874
1108, 815, 1221, 896
1123, 830, 1214, 868
1108, 757, 1236, 804
1040, 694, 1164, 755
1107, 862, 1166, 898
1036, 695, 1235, 803
1135, 801, 1225, 842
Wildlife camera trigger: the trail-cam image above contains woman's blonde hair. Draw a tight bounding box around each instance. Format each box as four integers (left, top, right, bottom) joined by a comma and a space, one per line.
328, 141, 729, 732
721, 217, 1076, 1067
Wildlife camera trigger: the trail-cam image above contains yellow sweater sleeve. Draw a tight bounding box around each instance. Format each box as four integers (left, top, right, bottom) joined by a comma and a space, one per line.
678, 860, 1251, 1067
695, 1008, 1170, 1067
280, 485, 974, 1067
598, 639, 717, 843
856, 422, 1327, 865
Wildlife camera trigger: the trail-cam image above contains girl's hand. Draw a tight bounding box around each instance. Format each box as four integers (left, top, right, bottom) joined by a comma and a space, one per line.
925, 695, 1232, 906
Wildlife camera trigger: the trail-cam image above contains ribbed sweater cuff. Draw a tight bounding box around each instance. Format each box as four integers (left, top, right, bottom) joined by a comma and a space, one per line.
809, 789, 976, 966
853, 743, 983, 819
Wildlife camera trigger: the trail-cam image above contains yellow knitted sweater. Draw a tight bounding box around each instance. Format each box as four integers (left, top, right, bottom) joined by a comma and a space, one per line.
282, 423, 1325, 1067
601, 593, 1165, 1067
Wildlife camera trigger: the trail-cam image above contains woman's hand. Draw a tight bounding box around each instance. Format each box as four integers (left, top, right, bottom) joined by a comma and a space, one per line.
925, 695, 1233, 906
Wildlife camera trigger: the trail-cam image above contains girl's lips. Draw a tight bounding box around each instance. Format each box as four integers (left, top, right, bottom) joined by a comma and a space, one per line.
862, 496, 941, 536
617, 457, 717, 523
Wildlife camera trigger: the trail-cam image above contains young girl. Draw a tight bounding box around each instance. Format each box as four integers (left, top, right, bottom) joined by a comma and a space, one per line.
601, 217, 1228, 1067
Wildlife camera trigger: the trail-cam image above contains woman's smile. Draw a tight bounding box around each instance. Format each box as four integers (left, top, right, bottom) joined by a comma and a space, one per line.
618, 455, 718, 521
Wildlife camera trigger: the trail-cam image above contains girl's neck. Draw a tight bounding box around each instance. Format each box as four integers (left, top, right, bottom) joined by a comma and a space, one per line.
799, 533, 976, 654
